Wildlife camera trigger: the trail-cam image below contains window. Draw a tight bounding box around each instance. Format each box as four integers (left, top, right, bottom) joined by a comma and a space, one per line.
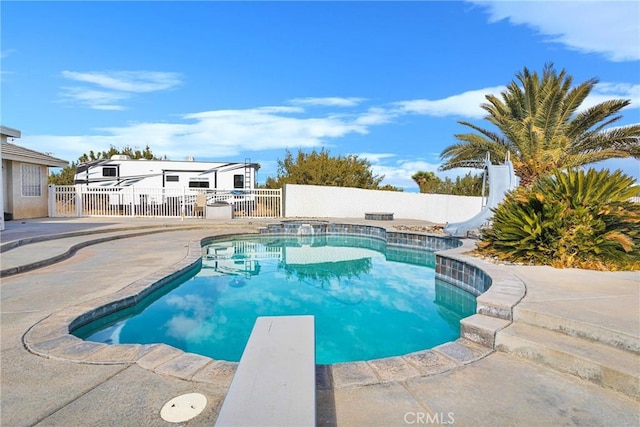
234, 174, 244, 189
21, 164, 42, 197
166, 175, 179, 182
103, 167, 117, 177
189, 180, 210, 188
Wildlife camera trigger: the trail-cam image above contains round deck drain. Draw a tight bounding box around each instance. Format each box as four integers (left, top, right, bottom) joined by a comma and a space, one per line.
160, 393, 207, 423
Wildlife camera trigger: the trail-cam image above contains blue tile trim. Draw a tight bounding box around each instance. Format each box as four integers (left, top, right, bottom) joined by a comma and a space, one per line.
435, 256, 492, 297
258, 221, 492, 297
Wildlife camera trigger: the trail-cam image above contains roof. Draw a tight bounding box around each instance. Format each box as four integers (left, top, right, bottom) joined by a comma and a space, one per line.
1, 141, 68, 167
0, 125, 21, 138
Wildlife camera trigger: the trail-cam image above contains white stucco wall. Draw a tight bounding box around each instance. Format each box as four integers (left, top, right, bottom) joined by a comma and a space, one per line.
283, 184, 483, 224
7, 161, 50, 219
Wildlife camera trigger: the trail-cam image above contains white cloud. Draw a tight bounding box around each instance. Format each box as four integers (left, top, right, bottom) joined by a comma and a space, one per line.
470, 0, 640, 61
61, 70, 183, 93
254, 106, 305, 114
1, 49, 16, 59
358, 152, 396, 163
289, 97, 367, 107
164, 315, 201, 340
59, 87, 131, 110
396, 81, 639, 120
354, 107, 399, 126
15, 134, 114, 163
60, 70, 183, 110
581, 82, 640, 111
176, 107, 368, 154
254, 158, 279, 178
25, 105, 373, 162
0, 50, 16, 78
394, 86, 506, 119
165, 294, 213, 318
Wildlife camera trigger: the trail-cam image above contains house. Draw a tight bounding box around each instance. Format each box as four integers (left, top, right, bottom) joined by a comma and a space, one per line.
1, 126, 68, 228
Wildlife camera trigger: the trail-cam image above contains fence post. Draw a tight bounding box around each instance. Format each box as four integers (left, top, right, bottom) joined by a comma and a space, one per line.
181, 187, 186, 220
75, 184, 83, 217
130, 187, 135, 217
48, 184, 56, 217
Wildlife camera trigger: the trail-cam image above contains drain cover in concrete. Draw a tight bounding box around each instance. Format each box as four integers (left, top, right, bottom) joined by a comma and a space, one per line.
160, 393, 207, 423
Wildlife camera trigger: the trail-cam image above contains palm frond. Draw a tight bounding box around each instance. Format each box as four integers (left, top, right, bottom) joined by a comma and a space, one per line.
570, 125, 640, 157
566, 99, 632, 139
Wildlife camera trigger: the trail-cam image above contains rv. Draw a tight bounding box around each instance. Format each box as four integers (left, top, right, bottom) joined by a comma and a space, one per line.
75, 155, 258, 189
73, 155, 260, 214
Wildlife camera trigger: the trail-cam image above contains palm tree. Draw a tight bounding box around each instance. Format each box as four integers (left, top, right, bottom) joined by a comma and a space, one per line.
411, 171, 440, 193
439, 64, 640, 186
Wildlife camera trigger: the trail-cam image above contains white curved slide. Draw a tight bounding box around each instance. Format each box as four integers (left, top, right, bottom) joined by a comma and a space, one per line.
444, 160, 518, 237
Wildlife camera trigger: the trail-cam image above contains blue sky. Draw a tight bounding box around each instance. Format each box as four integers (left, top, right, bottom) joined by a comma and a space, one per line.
2, 0, 639, 190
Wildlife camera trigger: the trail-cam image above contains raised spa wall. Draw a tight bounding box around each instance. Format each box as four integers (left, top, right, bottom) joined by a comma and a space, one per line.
259, 221, 491, 297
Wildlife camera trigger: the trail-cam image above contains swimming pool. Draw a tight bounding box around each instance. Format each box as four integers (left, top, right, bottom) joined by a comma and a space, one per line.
74, 234, 476, 364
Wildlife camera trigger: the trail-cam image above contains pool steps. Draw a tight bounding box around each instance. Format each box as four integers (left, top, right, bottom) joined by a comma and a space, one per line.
497, 322, 639, 399
426, 239, 638, 399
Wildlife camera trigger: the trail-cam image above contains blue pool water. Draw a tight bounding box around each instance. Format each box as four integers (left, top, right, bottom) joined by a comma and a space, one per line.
75, 235, 476, 364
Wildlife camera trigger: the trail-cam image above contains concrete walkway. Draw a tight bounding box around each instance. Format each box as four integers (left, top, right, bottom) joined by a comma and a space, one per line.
1, 218, 638, 426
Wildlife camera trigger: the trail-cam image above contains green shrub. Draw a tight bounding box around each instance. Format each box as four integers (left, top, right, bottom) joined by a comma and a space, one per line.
478, 168, 640, 270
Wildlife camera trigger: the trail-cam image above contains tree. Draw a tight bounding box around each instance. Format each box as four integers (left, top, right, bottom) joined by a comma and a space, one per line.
478, 168, 640, 270
411, 171, 485, 196
77, 145, 158, 163
48, 145, 162, 185
449, 172, 486, 196
378, 184, 403, 192
264, 149, 385, 189
439, 64, 640, 186
48, 162, 79, 185
411, 171, 440, 193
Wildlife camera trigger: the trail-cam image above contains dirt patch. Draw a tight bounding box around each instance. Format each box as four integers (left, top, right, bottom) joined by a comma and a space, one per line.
393, 224, 446, 235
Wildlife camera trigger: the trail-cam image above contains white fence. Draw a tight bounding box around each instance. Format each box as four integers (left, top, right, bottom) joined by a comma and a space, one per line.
47, 183, 640, 223
49, 183, 489, 224
49, 185, 282, 219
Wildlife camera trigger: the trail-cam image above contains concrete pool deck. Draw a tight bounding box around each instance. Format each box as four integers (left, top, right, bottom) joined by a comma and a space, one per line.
1, 217, 638, 426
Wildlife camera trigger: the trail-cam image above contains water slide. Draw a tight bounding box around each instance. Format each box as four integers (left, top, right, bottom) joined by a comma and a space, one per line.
444, 158, 519, 237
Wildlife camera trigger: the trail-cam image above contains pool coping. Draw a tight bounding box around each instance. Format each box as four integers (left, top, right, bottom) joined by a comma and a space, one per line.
22, 223, 526, 389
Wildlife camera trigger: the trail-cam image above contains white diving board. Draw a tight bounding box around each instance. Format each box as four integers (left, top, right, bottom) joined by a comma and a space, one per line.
214, 315, 316, 427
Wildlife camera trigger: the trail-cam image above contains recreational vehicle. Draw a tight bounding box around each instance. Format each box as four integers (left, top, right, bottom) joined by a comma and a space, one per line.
73, 156, 260, 215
